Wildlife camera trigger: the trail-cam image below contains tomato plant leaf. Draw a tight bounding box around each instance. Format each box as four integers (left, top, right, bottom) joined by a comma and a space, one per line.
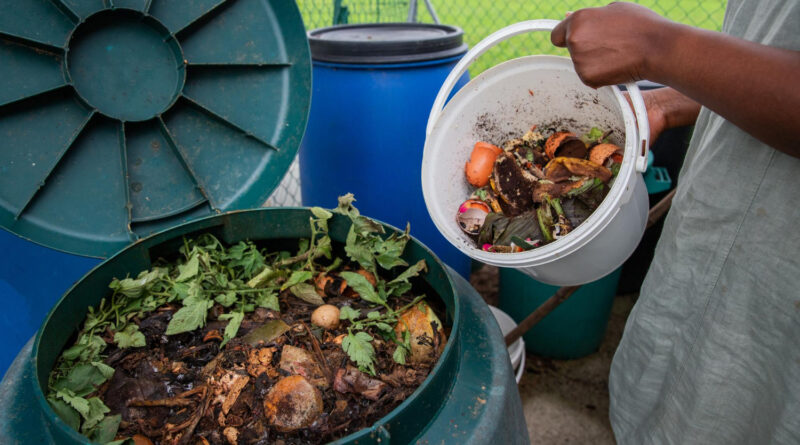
113, 324, 146, 349
311, 206, 333, 220
254, 290, 279, 311
214, 291, 237, 308
219, 312, 244, 347
282, 270, 313, 290
392, 345, 408, 365
80, 397, 110, 432
89, 414, 121, 444
165, 298, 213, 335
55, 389, 90, 418
48, 397, 81, 431
340, 272, 384, 305
339, 305, 360, 321
176, 255, 200, 282
290, 283, 325, 306
342, 331, 376, 375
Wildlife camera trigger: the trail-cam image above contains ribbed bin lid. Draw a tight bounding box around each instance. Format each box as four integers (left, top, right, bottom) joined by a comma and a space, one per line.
308, 23, 467, 64
0, 0, 311, 258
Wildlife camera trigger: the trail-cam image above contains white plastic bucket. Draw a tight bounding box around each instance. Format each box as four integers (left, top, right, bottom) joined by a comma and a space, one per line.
422, 20, 650, 286
488, 305, 526, 384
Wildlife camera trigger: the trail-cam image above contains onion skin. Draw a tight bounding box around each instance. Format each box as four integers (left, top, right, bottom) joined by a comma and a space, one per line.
465, 142, 502, 187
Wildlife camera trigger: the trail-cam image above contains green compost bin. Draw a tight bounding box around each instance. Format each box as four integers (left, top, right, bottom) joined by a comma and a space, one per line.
0, 209, 528, 444
0, 1, 528, 443
499, 267, 622, 359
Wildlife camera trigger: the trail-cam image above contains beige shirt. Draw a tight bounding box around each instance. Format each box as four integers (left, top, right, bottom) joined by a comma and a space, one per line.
609, 1, 800, 443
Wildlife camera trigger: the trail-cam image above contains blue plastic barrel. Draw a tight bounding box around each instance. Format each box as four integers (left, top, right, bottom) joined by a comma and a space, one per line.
0, 230, 100, 374
300, 24, 471, 277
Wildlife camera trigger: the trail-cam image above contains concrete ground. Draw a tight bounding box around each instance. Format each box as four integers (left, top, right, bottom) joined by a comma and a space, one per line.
470, 265, 637, 445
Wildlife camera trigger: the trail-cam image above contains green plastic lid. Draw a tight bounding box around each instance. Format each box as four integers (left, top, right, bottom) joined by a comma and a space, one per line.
0, 0, 311, 258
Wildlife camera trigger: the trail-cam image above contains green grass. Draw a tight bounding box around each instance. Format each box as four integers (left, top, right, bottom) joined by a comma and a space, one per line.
296, 0, 727, 75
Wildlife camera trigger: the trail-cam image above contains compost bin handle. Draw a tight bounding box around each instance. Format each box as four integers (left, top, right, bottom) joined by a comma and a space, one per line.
426, 19, 650, 173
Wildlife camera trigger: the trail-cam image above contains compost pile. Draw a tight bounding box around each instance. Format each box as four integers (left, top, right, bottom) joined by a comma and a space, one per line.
457, 126, 623, 252
46, 195, 447, 445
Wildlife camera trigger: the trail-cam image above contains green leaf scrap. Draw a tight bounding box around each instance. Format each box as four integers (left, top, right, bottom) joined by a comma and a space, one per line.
340, 271, 384, 305
80, 397, 110, 432
219, 312, 244, 346
282, 270, 313, 290
289, 283, 325, 306
176, 255, 200, 282
254, 290, 280, 311
165, 296, 213, 335
339, 305, 360, 322
342, 331, 376, 375
113, 324, 146, 349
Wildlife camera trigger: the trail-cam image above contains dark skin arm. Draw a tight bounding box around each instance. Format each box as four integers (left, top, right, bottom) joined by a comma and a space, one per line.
551, 2, 800, 155
634, 87, 701, 144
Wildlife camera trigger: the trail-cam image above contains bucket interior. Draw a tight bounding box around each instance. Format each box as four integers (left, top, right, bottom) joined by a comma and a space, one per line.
423, 55, 638, 265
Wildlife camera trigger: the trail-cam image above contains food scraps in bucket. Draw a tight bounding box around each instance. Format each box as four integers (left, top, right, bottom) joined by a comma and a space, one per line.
457, 126, 622, 252
46, 195, 447, 445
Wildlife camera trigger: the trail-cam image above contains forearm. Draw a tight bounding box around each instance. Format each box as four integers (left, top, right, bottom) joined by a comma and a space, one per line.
647, 23, 800, 155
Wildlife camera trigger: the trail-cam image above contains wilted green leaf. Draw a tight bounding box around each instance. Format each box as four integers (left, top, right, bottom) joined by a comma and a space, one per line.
342, 331, 375, 375
176, 255, 200, 282
55, 389, 90, 418
254, 290, 279, 311
165, 297, 213, 335
91, 362, 115, 380
53, 363, 112, 397
339, 305, 360, 321
392, 345, 408, 365
215, 291, 237, 308
311, 207, 333, 220
80, 397, 110, 432
282, 270, 313, 290
374, 228, 409, 270
340, 272, 384, 305
48, 397, 81, 431
345, 226, 374, 270
389, 260, 427, 285
247, 266, 277, 288
89, 414, 121, 444
376, 322, 393, 333
334, 193, 359, 218
219, 312, 244, 346
108, 268, 167, 298
289, 283, 325, 306
114, 324, 146, 349
225, 242, 265, 277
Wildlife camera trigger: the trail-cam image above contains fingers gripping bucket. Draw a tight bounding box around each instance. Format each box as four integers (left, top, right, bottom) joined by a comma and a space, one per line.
422, 20, 650, 286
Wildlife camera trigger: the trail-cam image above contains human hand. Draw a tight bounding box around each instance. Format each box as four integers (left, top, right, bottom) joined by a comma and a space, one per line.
551, 2, 676, 88
625, 90, 666, 146
625, 87, 701, 145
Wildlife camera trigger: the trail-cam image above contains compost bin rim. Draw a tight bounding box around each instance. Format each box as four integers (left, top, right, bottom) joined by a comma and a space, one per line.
308, 23, 468, 64
31, 207, 463, 444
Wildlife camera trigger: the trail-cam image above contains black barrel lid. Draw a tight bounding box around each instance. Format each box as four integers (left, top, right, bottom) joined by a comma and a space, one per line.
308, 23, 467, 64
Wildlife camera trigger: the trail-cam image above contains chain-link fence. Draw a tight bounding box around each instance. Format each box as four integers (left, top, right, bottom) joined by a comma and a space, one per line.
297, 0, 727, 74
267, 0, 727, 207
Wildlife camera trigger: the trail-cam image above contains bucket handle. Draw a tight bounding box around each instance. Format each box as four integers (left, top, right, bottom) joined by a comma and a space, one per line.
426, 19, 650, 173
